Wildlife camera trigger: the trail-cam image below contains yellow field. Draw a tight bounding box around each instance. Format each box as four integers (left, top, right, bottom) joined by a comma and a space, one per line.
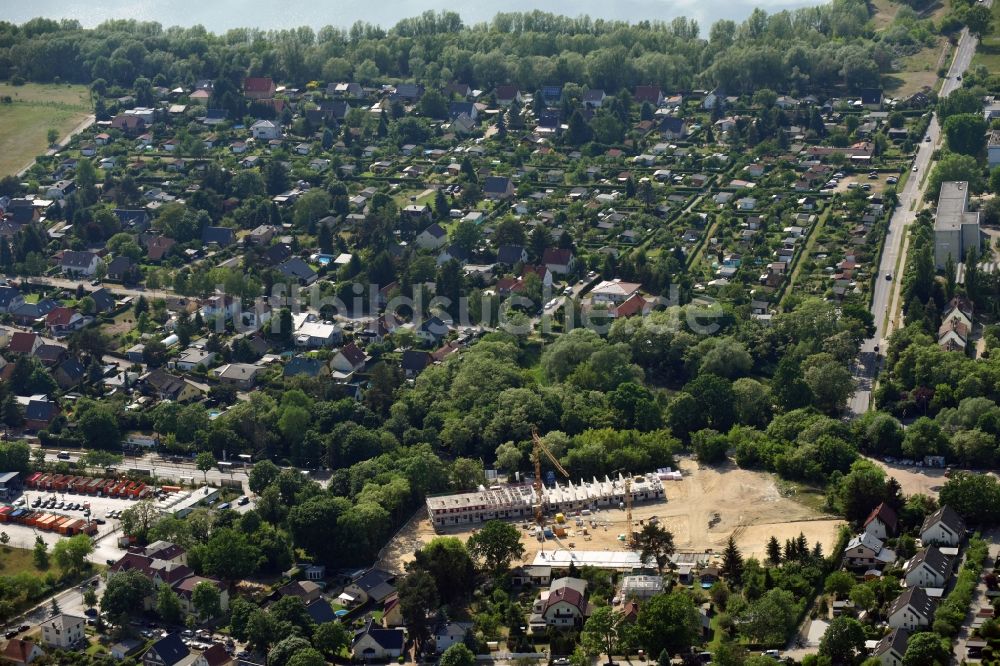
0, 82, 92, 177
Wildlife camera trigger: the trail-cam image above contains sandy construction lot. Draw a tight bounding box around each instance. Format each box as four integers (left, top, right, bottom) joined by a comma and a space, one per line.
379, 457, 845, 572
866, 457, 946, 497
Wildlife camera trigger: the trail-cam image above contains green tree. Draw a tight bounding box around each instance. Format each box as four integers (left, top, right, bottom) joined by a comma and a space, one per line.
943, 113, 988, 156
51, 533, 93, 574
314, 621, 350, 659
636, 591, 701, 658
249, 460, 280, 494
268, 636, 312, 666
397, 569, 439, 651
195, 451, 215, 484
902, 631, 950, 665
192, 581, 222, 620
411, 537, 475, 605
581, 606, 623, 661
101, 569, 154, 620
440, 644, 476, 666
32, 536, 48, 569
818, 617, 866, 664
467, 520, 524, 576
720, 535, 743, 582
633, 523, 675, 574
926, 153, 985, 200
156, 583, 183, 624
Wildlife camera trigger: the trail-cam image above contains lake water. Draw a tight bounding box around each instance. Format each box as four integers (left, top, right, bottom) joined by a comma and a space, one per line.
4, 0, 826, 34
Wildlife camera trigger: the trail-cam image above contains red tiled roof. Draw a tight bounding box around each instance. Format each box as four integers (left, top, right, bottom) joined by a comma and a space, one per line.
243, 77, 274, 93
863, 502, 898, 533
45, 307, 77, 326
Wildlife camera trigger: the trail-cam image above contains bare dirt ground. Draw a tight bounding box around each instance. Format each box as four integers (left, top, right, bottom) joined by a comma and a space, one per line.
866, 456, 946, 498
379, 458, 845, 572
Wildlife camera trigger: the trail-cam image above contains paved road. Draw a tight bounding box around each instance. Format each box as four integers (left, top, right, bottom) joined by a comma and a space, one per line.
848, 18, 985, 416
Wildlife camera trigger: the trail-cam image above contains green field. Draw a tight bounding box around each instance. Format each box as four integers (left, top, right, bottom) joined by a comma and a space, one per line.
0, 82, 92, 177
972, 0, 1000, 72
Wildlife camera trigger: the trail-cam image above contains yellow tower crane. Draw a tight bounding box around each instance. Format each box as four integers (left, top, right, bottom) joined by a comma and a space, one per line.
532, 428, 569, 526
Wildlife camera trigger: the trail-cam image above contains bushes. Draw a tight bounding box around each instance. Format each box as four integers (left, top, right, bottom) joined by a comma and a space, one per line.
933, 537, 988, 637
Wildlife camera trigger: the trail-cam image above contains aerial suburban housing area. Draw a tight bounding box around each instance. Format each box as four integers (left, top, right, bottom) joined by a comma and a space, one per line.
0, 0, 998, 665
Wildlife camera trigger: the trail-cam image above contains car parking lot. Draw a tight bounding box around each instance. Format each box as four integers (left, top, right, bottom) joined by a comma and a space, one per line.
0, 488, 149, 554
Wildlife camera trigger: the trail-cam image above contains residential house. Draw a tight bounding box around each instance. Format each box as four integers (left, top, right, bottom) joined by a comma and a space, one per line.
863, 502, 899, 541
9, 331, 42, 355
494, 85, 521, 106
634, 86, 664, 107
250, 119, 282, 141
277, 257, 318, 285
483, 176, 515, 200
294, 319, 342, 348
531, 577, 589, 630
887, 587, 934, 630
114, 209, 150, 232
939, 298, 973, 353
211, 363, 263, 390
658, 117, 688, 139
872, 628, 909, 666
590, 279, 641, 304
1, 640, 44, 666
0, 285, 24, 313
201, 226, 235, 248
243, 77, 275, 100
542, 248, 575, 275
401, 349, 432, 377
903, 546, 951, 589
352, 620, 405, 661
330, 342, 367, 379
344, 569, 397, 605
175, 348, 217, 372
22, 397, 59, 431
61, 250, 99, 276
54, 358, 87, 390
106, 256, 137, 282
89, 288, 116, 313
40, 614, 86, 649
843, 532, 896, 569
416, 315, 450, 345
583, 89, 607, 108
142, 634, 190, 666
416, 223, 448, 250
194, 645, 233, 666
277, 580, 322, 604
174, 576, 229, 617
432, 622, 473, 654
920, 505, 966, 547
859, 88, 884, 109
141, 369, 203, 403
46, 180, 76, 200
497, 245, 528, 265
284, 356, 328, 379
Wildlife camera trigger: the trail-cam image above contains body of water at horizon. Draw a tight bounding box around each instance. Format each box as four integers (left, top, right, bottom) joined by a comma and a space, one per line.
3, 0, 827, 34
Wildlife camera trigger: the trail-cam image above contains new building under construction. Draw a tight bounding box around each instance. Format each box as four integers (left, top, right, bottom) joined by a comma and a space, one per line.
426, 473, 666, 530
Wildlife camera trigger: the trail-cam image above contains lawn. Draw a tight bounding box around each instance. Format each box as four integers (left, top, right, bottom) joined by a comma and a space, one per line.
885, 38, 948, 97
972, 0, 1000, 72
0, 82, 92, 177
0, 545, 64, 578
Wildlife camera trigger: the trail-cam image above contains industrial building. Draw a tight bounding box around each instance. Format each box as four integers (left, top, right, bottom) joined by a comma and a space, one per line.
934, 181, 981, 269
426, 473, 665, 529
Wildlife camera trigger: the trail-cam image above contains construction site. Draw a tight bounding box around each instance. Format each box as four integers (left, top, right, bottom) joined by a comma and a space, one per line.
383, 456, 846, 573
